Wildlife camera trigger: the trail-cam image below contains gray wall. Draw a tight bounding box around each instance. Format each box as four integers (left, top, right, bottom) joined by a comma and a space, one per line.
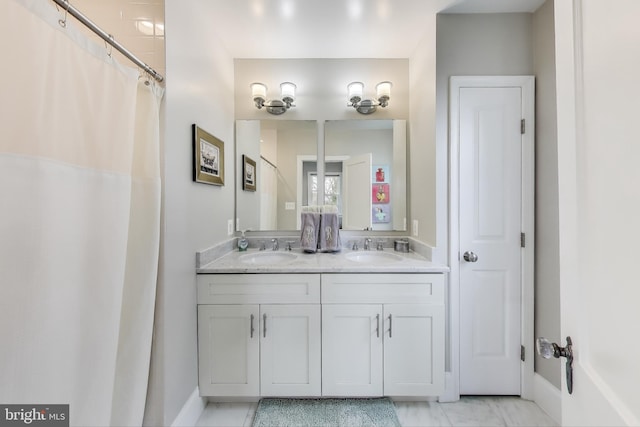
435, 12, 534, 373
532, 0, 561, 389
144, 1, 236, 425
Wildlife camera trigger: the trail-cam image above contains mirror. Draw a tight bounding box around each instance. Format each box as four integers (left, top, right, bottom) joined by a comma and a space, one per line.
324, 120, 406, 231
236, 120, 318, 231
235, 119, 407, 232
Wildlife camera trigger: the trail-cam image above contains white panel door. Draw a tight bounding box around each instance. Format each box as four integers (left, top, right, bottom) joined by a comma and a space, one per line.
260, 304, 321, 396
555, 2, 640, 425
197, 305, 259, 396
342, 153, 372, 230
322, 304, 383, 396
459, 86, 522, 395
384, 304, 445, 396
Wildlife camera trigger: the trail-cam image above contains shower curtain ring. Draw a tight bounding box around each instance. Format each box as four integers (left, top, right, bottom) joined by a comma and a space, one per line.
58, 0, 71, 28
105, 35, 114, 57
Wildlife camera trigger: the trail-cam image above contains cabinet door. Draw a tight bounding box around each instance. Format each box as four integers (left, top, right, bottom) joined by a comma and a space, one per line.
383, 304, 445, 396
198, 305, 259, 396
260, 304, 321, 396
322, 304, 383, 396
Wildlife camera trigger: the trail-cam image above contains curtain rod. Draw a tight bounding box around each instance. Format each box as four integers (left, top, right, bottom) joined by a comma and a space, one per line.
51, 0, 164, 83
260, 155, 277, 170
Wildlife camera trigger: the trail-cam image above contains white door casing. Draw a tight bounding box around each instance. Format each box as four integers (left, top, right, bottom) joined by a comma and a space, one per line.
449, 76, 535, 400
555, 2, 640, 425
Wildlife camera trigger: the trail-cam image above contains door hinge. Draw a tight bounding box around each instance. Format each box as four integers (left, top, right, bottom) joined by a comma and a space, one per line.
521, 119, 525, 134
521, 345, 526, 362
520, 232, 526, 248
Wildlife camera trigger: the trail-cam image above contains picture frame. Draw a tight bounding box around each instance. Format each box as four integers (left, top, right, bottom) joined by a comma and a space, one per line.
193, 124, 224, 186
372, 205, 391, 223
242, 155, 257, 191
372, 183, 390, 204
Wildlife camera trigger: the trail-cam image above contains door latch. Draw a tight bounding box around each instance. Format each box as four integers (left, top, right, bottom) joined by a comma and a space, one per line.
536, 336, 574, 394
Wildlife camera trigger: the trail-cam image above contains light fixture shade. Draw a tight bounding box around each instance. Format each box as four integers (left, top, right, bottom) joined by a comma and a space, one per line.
280, 82, 296, 102
347, 81, 364, 103
376, 81, 392, 100
250, 82, 267, 102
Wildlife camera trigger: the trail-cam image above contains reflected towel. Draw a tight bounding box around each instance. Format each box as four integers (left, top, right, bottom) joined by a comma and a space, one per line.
300, 212, 320, 253
319, 213, 341, 252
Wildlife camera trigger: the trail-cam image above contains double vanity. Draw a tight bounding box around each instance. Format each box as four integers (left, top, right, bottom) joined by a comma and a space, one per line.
196, 241, 448, 400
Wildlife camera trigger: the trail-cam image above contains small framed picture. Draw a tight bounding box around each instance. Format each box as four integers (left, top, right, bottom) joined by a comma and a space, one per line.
372, 205, 391, 223
193, 124, 224, 186
372, 183, 390, 204
242, 155, 257, 191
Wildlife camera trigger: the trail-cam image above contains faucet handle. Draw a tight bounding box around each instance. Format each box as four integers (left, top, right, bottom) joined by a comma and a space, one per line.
351, 240, 359, 251
285, 240, 295, 251
364, 238, 372, 250
376, 239, 386, 250
259, 241, 266, 251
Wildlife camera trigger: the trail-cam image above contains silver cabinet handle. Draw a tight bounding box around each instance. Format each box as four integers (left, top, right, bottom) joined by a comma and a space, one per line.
263, 313, 267, 338
463, 251, 478, 262
388, 314, 393, 338
376, 314, 380, 338
250, 314, 255, 338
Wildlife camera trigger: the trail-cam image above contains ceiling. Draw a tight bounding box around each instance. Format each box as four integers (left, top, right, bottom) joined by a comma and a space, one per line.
204, 0, 546, 58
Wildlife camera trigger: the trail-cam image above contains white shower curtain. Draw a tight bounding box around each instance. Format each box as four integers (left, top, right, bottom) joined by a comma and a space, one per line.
260, 158, 278, 230
0, 1, 162, 426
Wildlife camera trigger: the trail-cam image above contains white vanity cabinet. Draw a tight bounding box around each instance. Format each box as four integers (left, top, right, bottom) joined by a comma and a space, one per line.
196, 271, 445, 399
321, 274, 445, 397
197, 274, 321, 397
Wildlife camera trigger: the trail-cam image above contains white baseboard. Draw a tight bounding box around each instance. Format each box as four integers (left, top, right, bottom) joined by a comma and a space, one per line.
171, 387, 207, 427
533, 373, 561, 425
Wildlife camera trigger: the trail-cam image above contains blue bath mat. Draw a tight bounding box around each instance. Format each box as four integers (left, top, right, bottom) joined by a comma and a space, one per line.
251, 397, 401, 427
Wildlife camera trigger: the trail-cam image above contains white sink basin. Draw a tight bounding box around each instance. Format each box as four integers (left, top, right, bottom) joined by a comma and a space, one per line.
239, 251, 298, 265
344, 251, 403, 264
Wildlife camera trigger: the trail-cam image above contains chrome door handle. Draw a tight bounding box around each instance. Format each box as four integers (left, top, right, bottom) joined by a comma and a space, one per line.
463, 251, 478, 262
250, 314, 255, 338
388, 314, 392, 338
376, 314, 380, 338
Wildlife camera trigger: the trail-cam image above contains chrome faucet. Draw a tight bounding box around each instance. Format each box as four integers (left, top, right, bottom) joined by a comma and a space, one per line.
271, 238, 279, 251
364, 238, 372, 251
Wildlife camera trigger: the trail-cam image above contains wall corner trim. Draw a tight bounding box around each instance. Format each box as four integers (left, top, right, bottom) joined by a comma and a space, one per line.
171, 387, 207, 427
533, 373, 561, 425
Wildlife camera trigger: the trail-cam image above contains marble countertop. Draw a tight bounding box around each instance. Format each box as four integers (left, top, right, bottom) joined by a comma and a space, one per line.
197, 248, 449, 274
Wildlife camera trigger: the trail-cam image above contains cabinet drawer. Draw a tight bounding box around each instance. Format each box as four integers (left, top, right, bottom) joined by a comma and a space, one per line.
321, 273, 444, 304
197, 274, 320, 304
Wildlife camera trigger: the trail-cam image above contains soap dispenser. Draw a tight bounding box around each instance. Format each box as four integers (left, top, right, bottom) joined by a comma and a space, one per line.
238, 230, 249, 251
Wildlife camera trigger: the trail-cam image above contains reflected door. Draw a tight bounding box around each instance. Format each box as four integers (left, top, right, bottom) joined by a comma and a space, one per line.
342, 153, 372, 230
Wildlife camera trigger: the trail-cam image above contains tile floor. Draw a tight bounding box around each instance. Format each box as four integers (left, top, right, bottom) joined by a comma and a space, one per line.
195, 396, 557, 427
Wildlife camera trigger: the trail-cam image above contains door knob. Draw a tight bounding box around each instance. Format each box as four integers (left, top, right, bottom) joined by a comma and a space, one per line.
463, 251, 478, 262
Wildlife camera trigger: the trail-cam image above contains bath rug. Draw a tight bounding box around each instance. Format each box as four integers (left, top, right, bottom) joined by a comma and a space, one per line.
251, 397, 401, 427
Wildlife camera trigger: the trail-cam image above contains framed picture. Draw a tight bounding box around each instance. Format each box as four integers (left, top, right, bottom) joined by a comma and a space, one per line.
242, 155, 257, 191
372, 165, 390, 183
372, 205, 391, 223
372, 183, 390, 204
193, 124, 224, 186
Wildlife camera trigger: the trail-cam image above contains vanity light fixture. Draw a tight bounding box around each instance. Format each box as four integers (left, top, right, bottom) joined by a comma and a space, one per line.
347, 81, 392, 114
250, 82, 297, 115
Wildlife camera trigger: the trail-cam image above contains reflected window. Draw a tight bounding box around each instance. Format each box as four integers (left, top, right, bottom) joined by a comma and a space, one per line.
308, 173, 342, 215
